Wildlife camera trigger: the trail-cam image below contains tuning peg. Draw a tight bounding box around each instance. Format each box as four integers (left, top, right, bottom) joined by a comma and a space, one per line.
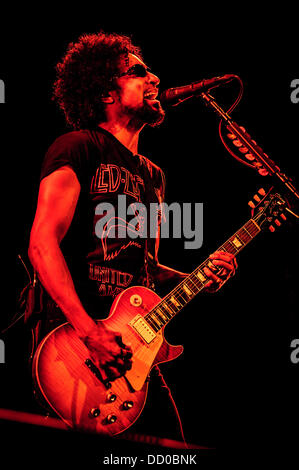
239, 146, 249, 153
258, 188, 266, 196
253, 194, 261, 202
274, 219, 281, 226
245, 153, 255, 161
280, 213, 287, 221
269, 225, 275, 232
248, 201, 255, 209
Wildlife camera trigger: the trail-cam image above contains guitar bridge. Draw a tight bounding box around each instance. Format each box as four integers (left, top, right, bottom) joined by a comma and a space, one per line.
128, 315, 156, 344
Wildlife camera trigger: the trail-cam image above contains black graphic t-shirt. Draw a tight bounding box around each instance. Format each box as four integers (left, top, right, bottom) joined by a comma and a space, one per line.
40, 127, 165, 317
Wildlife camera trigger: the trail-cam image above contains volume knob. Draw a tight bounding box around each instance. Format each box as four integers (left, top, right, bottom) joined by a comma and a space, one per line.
122, 400, 134, 410
106, 414, 117, 424
89, 407, 101, 418
107, 392, 117, 402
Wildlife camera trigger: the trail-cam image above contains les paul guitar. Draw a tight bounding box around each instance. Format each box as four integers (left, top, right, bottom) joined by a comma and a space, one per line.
32, 189, 287, 436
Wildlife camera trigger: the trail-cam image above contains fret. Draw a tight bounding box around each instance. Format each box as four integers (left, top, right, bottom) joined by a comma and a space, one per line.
238, 226, 252, 243
146, 315, 160, 332
250, 218, 261, 231
246, 219, 260, 236
169, 295, 181, 309
155, 307, 168, 323
243, 226, 253, 238
174, 287, 190, 305
239, 220, 260, 245
188, 275, 202, 293
222, 220, 260, 256
222, 239, 238, 254
195, 269, 207, 284
183, 279, 198, 296
208, 259, 222, 271
160, 301, 174, 318
152, 311, 163, 327
164, 300, 176, 315
146, 298, 177, 330
182, 283, 192, 297
230, 235, 243, 249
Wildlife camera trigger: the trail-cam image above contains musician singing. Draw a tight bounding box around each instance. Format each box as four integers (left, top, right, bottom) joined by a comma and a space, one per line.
28, 31, 237, 440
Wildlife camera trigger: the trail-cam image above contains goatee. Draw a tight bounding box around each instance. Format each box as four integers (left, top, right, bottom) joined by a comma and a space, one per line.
128, 100, 165, 127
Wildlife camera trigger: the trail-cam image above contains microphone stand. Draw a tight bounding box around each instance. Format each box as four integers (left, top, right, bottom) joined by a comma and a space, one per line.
200, 92, 299, 202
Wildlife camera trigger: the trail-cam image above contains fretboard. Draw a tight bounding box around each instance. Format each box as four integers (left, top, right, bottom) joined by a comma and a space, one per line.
144, 217, 261, 332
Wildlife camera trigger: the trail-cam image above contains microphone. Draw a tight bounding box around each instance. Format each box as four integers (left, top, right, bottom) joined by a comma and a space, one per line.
160, 74, 237, 105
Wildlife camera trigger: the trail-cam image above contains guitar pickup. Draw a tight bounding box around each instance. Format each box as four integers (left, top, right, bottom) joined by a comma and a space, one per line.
128, 315, 156, 344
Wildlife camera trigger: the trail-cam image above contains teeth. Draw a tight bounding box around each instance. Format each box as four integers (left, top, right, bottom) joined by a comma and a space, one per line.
144, 91, 157, 99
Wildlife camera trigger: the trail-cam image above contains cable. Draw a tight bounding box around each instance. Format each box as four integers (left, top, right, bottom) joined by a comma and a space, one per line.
0, 312, 26, 335
0, 255, 32, 335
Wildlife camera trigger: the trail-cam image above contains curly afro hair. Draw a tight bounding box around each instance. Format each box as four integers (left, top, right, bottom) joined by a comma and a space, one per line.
52, 31, 143, 129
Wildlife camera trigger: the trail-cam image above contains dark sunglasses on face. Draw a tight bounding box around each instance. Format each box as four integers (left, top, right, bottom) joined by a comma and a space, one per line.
115, 63, 149, 79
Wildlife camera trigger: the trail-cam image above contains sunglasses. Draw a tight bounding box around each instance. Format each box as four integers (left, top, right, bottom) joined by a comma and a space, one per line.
114, 63, 150, 79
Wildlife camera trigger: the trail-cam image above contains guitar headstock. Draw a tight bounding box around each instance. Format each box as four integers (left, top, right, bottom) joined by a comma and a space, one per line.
248, 188, 287, 232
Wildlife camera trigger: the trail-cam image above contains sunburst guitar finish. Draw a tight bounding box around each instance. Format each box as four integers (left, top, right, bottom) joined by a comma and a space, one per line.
32, 286, 183, 436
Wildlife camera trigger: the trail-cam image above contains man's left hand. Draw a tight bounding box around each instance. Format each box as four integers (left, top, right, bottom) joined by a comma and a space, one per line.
203, 251, 237, 292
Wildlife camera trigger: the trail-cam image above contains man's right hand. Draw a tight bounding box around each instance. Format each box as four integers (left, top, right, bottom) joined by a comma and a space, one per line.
82, 324, 133, 381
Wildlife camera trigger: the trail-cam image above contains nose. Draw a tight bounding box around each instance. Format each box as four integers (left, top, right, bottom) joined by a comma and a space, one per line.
147, 70, 160, 87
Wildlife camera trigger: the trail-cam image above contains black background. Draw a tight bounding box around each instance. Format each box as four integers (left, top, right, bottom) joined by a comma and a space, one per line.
1, 6, 298, 464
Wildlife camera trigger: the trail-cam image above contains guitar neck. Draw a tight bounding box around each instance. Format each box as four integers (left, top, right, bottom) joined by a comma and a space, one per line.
144, 217, 261, 332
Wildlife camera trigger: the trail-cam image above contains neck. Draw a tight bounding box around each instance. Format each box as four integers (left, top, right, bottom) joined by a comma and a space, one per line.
99, 121, 144, 155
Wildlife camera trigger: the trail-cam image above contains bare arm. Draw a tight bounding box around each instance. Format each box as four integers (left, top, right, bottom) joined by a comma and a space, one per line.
28, 166, 96, 336
28, 166, 132, 378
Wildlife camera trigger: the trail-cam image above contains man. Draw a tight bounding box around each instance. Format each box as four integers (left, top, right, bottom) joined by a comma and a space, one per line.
28, 31, 236, 439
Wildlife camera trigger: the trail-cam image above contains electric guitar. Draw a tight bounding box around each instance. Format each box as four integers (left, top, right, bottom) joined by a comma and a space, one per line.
32, 189, 287, 436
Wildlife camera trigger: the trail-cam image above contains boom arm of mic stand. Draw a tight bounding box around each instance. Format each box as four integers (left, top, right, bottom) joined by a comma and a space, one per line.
200, 92, 299, 201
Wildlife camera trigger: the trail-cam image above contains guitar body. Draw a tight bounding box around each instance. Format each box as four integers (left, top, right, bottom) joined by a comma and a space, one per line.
32, 286, 183, 436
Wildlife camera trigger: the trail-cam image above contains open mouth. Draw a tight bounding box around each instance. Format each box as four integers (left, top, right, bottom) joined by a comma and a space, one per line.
144, 90, 159, 101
